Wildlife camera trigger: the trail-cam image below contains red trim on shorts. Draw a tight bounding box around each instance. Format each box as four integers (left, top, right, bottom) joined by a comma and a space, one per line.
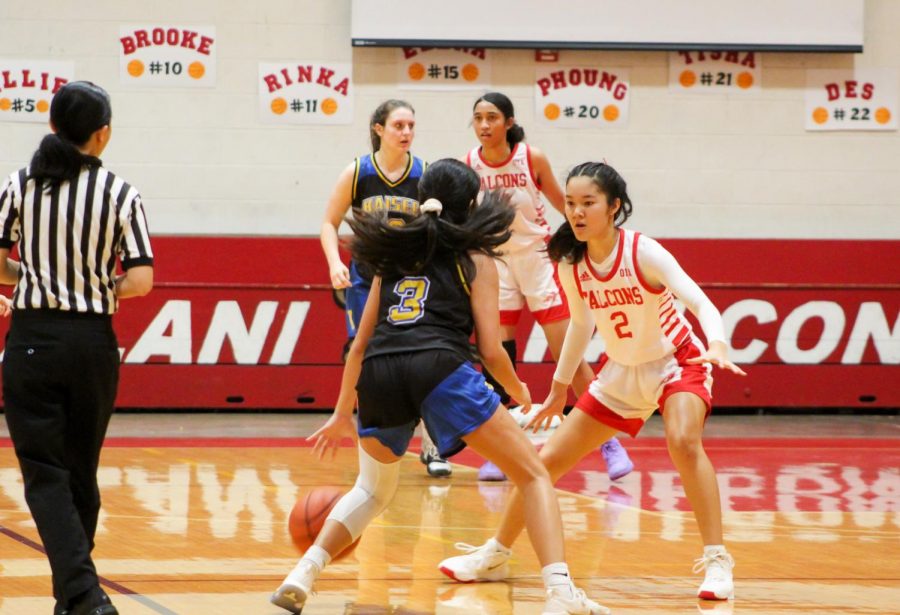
574, 354, 647, 438
532, 302, 569, 324
632, 232, 664, 294
657, 341, 713, 419
477, 143, 518, 168
524, 143, 541, 188
499, 309, 522, 326
583, 228, 624, 282
575, 389, 646, 438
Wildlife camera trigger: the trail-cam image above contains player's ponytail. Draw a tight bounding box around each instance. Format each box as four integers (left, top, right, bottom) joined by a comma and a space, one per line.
348, 159, 513, 280
29, 81, 110, 184
548, 162, 634, 264
473, 92, 525, 147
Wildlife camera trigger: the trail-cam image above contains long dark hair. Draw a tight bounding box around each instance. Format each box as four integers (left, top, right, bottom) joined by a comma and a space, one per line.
473, 92, 525, 147
348, 159, 514, 282
28, 81, 111, 184
547, 162, 634, 264
369, 99, 414, 152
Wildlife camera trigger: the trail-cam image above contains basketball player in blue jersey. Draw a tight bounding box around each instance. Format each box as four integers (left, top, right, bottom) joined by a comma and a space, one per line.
273, 159, 610, 615
319, 99, 452, 478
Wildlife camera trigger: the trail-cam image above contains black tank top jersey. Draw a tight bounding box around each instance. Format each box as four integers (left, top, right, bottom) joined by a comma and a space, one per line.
351, 153, 425, 218
364, 255, 474, 362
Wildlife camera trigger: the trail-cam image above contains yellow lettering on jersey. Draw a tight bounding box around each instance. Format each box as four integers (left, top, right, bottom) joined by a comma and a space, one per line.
388, 277, 431, 325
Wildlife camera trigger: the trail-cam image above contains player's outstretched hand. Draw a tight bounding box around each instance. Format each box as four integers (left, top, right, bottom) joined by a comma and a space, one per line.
526, 380, 567, 433
330, 262, 351, 289
686, 340, 747, 376
509, 381, 531, 415
308, 413, 358, 460
0, 296, 11, 317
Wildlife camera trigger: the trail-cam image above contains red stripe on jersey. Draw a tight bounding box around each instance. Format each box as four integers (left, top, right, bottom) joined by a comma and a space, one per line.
573, 262, 585, 298
672, 325, 691, 348
632, 232, 664, 294
665, 316, 682, 336
524, 143, 541, 188
659, 306, 676, 327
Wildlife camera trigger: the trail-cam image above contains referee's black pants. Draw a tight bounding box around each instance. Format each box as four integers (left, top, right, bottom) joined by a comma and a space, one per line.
2, 310, 120, 606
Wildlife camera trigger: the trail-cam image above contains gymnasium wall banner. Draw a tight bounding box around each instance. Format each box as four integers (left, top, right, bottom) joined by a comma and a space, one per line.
668, 51, 761, 93
0, 237, 890, 411
0, 60, 74, 123
534, 66, 630, 129
119, 25, 217, 87
397, 48, 491, 90
805, 69, 898, 131
258, 62, 353, 125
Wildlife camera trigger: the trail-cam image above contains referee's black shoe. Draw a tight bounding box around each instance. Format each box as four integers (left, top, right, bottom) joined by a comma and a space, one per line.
66, 586, 118, 615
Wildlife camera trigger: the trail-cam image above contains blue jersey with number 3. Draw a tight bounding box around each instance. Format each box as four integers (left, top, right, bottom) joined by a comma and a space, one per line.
364, 255, 474, 362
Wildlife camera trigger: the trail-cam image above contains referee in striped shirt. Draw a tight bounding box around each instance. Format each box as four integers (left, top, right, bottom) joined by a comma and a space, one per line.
0, 81, 153, 615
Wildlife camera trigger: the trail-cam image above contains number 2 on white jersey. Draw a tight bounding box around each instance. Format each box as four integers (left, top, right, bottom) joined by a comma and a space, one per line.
610, 311, 632, 339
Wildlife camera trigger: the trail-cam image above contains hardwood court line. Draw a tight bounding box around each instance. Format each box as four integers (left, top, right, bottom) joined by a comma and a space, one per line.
0, 524, 179, 615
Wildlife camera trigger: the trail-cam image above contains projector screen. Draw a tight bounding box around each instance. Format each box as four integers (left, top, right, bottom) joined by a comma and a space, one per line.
351, 0, 864, 52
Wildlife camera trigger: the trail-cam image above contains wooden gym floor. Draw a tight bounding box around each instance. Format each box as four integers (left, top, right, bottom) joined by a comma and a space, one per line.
1, 413, 897, 614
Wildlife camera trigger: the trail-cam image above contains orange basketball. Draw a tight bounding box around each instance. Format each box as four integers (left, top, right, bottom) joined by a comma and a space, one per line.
874, 107, 891, 125
188, 61, 205, 80
812, 106, 829, 125
603, 104, 620, 122
288, 487, 360, 561
0, 98, 11, 111
408, 62, 425, 81
321, 97, 338, 115
36, 99, 49, 113
544, 103, 560, 120
127, 59, 144, 78
679, 70, 696, 88
461, 63, 479, 81
271, 97, 288, 115
736, 71, 754, 89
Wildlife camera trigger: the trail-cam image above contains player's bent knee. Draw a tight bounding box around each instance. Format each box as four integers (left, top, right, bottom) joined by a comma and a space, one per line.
326, 447, 400, 540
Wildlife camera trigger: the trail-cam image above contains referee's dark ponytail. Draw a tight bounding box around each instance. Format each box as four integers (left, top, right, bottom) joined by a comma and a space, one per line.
348, 159, 514, 282
29, 81, 111, 183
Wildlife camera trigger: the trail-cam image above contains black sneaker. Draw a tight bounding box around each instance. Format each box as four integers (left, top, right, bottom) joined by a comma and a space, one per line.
68, 586, 118, 615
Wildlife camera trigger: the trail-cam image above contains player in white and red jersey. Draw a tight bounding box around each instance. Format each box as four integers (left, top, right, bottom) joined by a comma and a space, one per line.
439, 162, 746, 602
464, 92, 633, 483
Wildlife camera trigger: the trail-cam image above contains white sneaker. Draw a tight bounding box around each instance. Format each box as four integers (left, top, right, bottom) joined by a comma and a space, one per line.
438, 540, 510, 582
694, 549, 735, 600
542, 584, 611, 614
271, 560, 318, 613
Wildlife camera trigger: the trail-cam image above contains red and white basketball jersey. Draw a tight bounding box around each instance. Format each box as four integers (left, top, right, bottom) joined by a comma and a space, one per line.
572, 229, 698, 366
466, 143, 550, 252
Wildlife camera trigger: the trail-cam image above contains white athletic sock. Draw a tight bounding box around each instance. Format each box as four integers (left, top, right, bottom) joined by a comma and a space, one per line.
488, 537, 512, 555
704, 544, 727, 556
541, 562, 574, 598
303, 544, 332, 570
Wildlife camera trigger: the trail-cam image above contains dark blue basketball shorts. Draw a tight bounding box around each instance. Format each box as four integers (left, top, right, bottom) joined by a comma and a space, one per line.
356, 349, 501, 458
344, 260, 371, 338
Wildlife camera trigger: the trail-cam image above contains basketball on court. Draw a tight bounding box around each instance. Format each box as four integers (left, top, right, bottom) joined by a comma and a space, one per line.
288, 487, 360, 561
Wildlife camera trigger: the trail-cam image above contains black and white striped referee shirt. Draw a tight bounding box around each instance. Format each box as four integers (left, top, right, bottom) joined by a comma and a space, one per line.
0, 164, 153, 315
